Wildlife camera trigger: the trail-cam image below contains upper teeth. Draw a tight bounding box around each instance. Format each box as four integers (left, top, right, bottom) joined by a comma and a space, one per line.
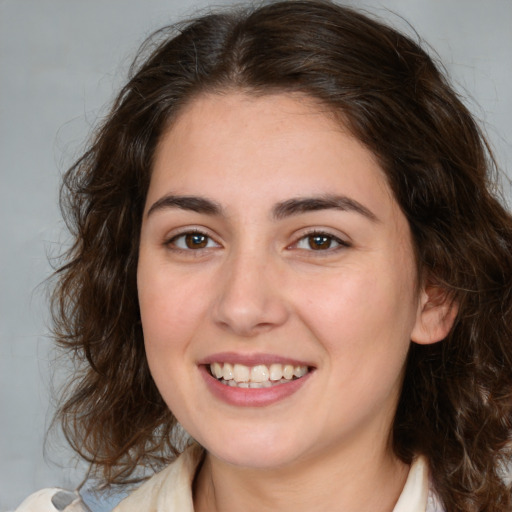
210, 362, 308, 383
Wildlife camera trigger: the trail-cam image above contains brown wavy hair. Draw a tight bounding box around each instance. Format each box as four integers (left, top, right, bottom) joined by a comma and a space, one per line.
52, 1, 512, 510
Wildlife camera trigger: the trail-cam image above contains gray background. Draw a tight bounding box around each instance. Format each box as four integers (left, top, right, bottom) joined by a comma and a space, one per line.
1, 0, 511, 510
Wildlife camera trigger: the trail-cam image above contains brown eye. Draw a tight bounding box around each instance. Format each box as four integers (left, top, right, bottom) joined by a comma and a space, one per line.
168, 231, 219, 250
308, 234, 333, 250
184, 233, 208, 249
294, 232, 347, 252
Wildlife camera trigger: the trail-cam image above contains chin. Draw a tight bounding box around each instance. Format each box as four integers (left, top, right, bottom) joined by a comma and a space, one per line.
196, 426, 311, 470
214, 447, 300, 470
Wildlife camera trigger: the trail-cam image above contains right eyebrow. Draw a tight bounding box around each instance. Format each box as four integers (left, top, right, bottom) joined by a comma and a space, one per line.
146, 194, 223, 217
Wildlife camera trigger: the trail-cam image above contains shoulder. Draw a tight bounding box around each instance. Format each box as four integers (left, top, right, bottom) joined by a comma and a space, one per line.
13, 445, 203, 512
14, 488, 90, 512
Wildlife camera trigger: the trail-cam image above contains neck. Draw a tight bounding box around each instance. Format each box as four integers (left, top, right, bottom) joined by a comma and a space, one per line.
193, 440, 409, 512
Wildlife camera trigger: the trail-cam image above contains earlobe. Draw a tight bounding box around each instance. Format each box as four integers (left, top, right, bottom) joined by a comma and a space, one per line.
411, 285, 458, 345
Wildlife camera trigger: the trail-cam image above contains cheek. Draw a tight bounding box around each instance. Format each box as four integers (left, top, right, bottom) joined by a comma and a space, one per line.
137, 260, 206, 366
298, 264, 417, 370
137, 265, 206, 414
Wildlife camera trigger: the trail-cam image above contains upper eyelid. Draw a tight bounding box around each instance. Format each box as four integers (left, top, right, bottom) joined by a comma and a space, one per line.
161, 226, 351, 248
164, 227, 221, 246
286, 230, 352, 254
164, 226, 216, 239
292, 228, 351, 244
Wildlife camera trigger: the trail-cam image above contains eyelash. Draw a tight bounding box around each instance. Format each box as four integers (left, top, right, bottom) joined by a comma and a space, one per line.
291, 230, 350, 253
165, 229, 350, 254
165, 230, 220, 251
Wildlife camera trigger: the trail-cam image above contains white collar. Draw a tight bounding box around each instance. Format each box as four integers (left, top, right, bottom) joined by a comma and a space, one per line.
114, 445, 437, 512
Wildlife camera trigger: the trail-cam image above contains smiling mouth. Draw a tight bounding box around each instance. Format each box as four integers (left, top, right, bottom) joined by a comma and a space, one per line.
209, 362, 310, 389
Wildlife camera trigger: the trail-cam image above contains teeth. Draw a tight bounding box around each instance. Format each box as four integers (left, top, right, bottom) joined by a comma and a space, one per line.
294, 365, 308, 378
283, 364, 294, 380
212, 362, 223, 379
269, 363, 283, 381
222, 363, 234, 380
233, 363, 250, 382
209, 362, 309, 388
219, 379, 277, 388
250, 380, 272, 388
250, 364, 269, 383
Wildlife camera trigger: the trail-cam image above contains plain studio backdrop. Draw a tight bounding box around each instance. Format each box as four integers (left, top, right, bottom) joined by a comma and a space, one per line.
1, 0, 511, 510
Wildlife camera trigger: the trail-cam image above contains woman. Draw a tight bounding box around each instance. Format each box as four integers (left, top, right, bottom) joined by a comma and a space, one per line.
17, 1, 512, 511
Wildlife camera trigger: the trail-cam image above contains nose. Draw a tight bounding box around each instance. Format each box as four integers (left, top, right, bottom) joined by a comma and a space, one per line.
212, 249, 290, 337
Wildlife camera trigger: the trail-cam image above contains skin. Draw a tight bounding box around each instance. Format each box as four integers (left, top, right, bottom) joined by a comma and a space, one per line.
137, 92, 455, 512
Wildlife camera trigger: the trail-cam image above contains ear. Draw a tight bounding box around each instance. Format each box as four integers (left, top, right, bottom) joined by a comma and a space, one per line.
411, 284, 458, 345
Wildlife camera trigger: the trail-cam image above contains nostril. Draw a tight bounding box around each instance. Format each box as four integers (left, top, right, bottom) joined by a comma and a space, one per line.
51, 491, 76, 510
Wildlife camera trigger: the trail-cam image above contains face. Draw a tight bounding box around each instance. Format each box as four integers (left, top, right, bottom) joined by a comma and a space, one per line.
137, 92, 426, 470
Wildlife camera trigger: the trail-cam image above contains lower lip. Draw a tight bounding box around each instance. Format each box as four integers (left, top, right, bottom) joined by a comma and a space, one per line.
200, 366, 313, 407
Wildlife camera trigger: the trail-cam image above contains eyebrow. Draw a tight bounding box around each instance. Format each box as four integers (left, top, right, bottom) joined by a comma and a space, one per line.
147, 195, 223, 217
146, 193, 378, 222
272, 195, 379, 222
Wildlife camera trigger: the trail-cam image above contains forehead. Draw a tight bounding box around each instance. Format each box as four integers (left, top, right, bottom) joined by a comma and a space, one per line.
148, 92, 396, 219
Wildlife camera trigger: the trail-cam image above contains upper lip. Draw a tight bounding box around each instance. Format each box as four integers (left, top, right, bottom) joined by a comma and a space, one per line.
197, 352, 315, 368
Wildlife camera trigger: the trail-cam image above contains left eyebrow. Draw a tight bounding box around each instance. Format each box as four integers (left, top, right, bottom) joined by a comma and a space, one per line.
272, 195, 379, 222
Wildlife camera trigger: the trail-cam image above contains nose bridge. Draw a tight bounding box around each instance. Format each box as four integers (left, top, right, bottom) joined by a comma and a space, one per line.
212, 238, 289, 336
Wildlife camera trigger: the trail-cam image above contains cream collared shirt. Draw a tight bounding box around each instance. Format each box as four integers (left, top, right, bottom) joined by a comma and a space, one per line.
113, 444, 444, 512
